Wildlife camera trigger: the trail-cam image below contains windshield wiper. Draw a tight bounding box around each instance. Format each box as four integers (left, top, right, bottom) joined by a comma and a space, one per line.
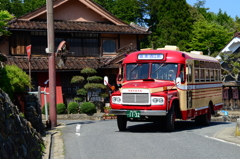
151, 63, 165, 76
128, 64, 139, 76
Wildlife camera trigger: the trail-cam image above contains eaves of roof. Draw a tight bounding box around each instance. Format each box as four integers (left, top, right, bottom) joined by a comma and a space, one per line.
4, 56, 120, 72
8, 20, 150, 35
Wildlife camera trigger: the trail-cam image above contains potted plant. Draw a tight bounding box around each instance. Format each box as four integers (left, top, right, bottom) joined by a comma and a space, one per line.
103, 106, 111, 114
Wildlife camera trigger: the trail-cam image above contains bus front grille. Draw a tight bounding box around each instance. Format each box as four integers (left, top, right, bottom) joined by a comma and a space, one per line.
122, 93, 149, 104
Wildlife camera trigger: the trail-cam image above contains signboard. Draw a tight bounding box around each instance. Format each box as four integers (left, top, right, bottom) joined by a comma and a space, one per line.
138, 54, 164, 60
26, 45, 32, 61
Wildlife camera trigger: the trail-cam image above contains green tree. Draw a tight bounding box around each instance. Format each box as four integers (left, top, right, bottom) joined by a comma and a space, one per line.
186, 20, 232, 55
0, 65, 32, 100
22, 0, 46, 15
1, 0, 46, 18
0, 10, 14, 36
192, 0, 219, 23
9, 0, 24, 18
71, 67, 108, 102
215, 9, 235, 32
145, 0, 193, 50
111, 0, 143, 24
94, 0, 143, 24
234, 16, 240, 31
0, 0, 11, 11
93, 0, 115, 12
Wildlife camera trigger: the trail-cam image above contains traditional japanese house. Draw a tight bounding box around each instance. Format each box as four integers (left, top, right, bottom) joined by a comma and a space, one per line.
217, 32, 240, 110
0, 0, 150, 106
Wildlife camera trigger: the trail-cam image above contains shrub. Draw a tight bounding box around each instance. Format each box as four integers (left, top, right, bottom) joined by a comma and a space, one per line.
68, 102, 79, 114
81, 102, 96, 114
57, 103, 66, 114
74, 97, 83, 103
42, 103, 49, 114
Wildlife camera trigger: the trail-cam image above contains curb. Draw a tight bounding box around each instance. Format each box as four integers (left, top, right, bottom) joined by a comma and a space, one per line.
42, 132, 52, 159
214, 127, 240, 145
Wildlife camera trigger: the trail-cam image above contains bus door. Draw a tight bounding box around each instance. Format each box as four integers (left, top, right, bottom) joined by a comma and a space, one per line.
186, 64, 193, 117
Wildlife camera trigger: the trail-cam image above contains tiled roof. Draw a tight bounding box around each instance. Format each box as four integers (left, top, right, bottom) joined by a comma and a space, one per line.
4, 56, 120, 71
8, 20, 149, 34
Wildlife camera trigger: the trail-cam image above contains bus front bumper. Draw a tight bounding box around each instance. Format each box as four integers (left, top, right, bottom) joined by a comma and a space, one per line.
109, 109, 167, 116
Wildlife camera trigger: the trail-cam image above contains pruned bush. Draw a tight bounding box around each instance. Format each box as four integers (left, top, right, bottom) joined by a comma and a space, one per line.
57, 103, 66, 114
81, 102, 96, 114
42, 103, 49, 114
68, 102, 79, 114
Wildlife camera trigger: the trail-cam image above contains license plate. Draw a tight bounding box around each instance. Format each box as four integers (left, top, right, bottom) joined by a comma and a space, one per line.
126, 110, 141, 118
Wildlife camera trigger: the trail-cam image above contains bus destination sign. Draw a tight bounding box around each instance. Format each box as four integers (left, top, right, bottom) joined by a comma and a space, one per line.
138, 54, 164, 60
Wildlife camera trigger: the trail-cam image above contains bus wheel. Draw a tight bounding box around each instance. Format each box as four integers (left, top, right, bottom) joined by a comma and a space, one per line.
117, 115, 127, 131
201, 106, 211, 125
166, 104, 175, 132
195, 106, 211, 126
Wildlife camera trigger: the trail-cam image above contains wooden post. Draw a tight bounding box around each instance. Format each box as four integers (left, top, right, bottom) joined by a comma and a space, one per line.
46, 0, 57, 128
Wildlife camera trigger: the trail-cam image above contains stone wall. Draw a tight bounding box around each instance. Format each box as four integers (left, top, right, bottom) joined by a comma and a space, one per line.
0, 89, 44, 159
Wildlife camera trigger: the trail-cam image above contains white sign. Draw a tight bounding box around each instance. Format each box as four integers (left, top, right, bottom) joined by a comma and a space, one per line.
138, 54, 164, 60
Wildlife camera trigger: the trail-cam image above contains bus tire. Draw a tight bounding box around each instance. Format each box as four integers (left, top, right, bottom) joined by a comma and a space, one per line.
201, 105, 211, 125
166, 104, 175, 132
195, 106, 211, 126
117, 115, 127, 131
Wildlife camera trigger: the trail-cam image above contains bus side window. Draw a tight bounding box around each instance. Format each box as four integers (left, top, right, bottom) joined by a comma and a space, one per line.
180, 64, 185, 82
195, 69, 199, 82
187, 64, 192, 82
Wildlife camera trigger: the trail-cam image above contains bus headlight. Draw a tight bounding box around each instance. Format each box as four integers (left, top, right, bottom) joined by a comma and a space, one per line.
151, 97, 164, 105
112, 96, 122, 104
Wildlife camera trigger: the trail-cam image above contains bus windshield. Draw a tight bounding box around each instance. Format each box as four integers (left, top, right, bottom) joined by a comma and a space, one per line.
151, 63, 178, 81
126, 63, 178, 81
126, 63, 149, 80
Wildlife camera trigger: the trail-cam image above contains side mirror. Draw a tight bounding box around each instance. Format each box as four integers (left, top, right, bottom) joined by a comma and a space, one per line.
104, 76, 108, 86
175, 77, 181, 87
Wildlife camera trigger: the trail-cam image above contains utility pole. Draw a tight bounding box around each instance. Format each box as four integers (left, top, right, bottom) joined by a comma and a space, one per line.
46, 0, 57, 128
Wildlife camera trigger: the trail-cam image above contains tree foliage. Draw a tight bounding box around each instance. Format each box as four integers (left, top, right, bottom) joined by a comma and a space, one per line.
143, 0, 193, 50
187, 20, 232, 55
71, 68, 107, 102
93, 0, 144, 24
0, 0, 46, 18
0, 10, 14, 36
0, 65, 32, 99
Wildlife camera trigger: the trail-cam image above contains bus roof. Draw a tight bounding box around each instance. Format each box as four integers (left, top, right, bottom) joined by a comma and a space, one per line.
123, 50, 219, 64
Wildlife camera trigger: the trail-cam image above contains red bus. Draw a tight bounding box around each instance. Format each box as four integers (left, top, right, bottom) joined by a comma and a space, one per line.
109, 46, 223, 132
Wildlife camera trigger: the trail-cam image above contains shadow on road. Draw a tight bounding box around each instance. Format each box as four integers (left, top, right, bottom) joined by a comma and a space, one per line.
64, 121, 96, 126
123, 121, 231, 133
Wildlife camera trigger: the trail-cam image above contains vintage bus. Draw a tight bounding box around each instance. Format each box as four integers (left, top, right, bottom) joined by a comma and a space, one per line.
109, 45, 223, 132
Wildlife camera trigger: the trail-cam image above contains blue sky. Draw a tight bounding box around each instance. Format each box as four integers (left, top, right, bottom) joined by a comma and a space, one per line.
186, 0, 240, 19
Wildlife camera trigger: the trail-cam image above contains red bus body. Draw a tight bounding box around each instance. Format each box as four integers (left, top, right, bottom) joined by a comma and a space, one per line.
109, 48, 223, 131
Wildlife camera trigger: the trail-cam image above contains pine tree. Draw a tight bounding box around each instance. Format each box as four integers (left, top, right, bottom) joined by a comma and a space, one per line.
147, 0, 193, 50
71, 68, 108, 102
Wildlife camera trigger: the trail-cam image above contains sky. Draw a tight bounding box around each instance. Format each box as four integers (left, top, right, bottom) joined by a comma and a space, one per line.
186, 0, 240, 19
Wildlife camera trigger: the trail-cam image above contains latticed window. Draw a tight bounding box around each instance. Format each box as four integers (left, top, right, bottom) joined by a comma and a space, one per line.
10, 31, 100, 56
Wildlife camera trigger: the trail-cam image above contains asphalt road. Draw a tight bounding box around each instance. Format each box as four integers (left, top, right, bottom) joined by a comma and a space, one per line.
60, 120, 239, 159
